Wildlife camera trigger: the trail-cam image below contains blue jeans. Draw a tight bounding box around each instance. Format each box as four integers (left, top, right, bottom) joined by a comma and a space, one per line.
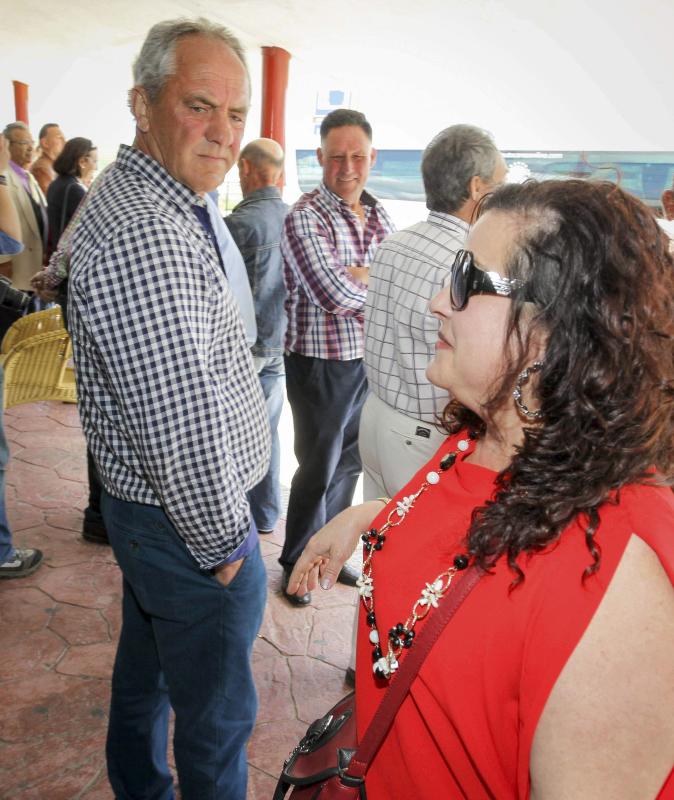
0, 366, 14, 563
102, 492, 267, 800
248, 356, 284, 531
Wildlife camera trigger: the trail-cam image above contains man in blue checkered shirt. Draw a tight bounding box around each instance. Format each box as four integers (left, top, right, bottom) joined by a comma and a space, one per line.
68, 19, 270, 800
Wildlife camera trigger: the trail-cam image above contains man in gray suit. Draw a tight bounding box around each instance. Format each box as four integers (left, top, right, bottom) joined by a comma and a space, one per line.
0, 122, 48, 291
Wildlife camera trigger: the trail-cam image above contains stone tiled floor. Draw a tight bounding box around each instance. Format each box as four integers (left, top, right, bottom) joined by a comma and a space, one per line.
0, 401, 358, 799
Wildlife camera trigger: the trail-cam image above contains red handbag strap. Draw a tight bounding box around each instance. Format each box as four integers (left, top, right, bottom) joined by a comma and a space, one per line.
346, 565, 481, 780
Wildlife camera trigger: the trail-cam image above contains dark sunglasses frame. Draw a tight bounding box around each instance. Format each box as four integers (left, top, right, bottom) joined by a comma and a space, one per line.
449, 249, 529, 311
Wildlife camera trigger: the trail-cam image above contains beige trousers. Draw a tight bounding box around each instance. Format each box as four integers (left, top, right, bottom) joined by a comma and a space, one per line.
350, 392, 448, 670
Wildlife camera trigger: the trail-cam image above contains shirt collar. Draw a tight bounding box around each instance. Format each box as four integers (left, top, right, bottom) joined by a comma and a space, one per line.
244, 185, 282, 201
427, 209, 470, 235
318, 181, 379, 212
9, 161, 28, 180
115, 144, 207, 210
233, 185, 283, 211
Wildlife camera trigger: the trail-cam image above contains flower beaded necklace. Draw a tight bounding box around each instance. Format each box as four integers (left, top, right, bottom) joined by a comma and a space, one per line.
358, 431, 479, 680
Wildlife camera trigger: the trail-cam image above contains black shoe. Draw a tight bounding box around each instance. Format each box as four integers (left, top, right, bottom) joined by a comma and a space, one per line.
0, 548, 43, 579
345, 667, 356, 688
281, 568, 311, 606
336, 563, 360, 587
82, 508, 110, 545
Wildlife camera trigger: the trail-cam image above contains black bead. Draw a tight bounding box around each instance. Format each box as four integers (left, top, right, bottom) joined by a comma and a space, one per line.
403, 639, 414, 649
405, 630, 415, 640
469, 430, 479, 440
454, 554, 469, 570
391, 637, 401, 648
377, 533, 386, 543
366, 612, 376, 625
365, 543, 372, 552
395, 623, 405, 634
440, 452, 456, 471
372, 646, 382, 660
388, 627, 397, 639
369, 528, 378, 537
374, 542, 383, 551
361, 533, 369, 543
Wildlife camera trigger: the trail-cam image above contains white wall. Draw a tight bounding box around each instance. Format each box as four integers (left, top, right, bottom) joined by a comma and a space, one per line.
1, 0, 672, 176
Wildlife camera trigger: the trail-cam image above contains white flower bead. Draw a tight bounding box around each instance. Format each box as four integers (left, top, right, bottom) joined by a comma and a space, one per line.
369, 629, 380, 644
374, 657, 390, 676
426, 471, 440, 484
457, 439, 469, 451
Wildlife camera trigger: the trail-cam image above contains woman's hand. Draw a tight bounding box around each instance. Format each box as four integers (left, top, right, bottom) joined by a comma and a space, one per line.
30, 270, 58, 302
287, 500, 387, 596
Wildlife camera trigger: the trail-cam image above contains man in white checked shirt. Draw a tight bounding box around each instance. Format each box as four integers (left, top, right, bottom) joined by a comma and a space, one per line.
68, 19, 270, 800
361, 125, 507, 499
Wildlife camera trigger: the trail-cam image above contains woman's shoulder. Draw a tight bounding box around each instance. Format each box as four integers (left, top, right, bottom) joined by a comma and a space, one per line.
594, 482, 674, 565
48, 174, 79, 197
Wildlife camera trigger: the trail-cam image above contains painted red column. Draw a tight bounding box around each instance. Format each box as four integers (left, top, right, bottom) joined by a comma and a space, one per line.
260, 47, 290, 153
13, 81, 29, 125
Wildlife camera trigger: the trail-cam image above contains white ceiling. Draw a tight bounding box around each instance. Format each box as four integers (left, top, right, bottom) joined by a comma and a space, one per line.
2, 0, 673, 155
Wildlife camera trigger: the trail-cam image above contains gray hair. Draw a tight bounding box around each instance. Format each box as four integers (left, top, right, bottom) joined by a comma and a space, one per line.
3, 121, 30, 140
422, 124, 500, 213
132, 17, 249, 103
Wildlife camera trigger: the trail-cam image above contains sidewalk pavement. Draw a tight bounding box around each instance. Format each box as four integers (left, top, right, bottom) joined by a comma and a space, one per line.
0, 400, 358, 799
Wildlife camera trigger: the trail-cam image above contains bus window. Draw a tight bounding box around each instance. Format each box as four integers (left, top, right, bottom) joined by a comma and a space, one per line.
296, 149, 674, 210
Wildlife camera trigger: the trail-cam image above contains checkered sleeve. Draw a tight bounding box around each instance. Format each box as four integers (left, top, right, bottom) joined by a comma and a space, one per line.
82, 215, 269, 568
282, 206, 366, 317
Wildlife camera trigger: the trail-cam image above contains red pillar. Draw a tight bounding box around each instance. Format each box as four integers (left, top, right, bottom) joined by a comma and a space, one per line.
260, 47, 290, 153
13, 81, 29, 125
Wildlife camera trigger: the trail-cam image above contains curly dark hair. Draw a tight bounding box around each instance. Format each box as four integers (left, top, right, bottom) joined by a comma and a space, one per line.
441, 179, 674, 580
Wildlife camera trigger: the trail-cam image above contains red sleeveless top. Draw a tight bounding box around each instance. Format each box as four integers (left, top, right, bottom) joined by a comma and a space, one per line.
356, 432, 674, 799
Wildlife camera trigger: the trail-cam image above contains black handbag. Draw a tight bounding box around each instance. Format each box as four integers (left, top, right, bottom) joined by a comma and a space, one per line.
274, 565, 481, 799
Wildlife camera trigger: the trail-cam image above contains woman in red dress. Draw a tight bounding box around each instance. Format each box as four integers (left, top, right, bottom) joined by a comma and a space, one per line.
288, 179, 674, 799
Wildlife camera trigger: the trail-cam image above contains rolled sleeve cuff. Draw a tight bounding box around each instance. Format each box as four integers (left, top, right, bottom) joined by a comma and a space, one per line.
211, 519, 259, 568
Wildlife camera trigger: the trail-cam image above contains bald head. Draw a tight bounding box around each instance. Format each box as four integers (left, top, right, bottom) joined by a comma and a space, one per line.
238, 138, 284, 195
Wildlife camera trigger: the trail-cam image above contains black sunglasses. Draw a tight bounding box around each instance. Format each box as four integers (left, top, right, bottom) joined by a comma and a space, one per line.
449, 249, 529, 311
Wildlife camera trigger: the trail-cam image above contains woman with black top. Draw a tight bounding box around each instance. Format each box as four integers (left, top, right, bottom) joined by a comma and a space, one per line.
45, 137, 106, 546
47, 137, 97, 248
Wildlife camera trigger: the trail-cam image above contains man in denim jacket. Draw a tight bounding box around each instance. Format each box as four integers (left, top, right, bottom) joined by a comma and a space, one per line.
226, 138, 288, 535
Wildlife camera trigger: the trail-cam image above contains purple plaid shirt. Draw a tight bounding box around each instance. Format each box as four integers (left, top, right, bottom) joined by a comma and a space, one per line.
282, 182, 395, 360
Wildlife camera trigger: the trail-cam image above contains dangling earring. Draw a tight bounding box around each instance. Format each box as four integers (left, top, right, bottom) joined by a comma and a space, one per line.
513, 362, 543, 420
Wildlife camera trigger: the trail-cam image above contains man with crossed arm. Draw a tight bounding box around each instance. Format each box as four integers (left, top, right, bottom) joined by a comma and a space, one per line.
280, 108, 395, 605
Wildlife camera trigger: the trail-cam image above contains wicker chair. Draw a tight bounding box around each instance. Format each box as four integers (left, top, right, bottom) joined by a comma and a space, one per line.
1, 329, 77, 409
1, 307, 66, 354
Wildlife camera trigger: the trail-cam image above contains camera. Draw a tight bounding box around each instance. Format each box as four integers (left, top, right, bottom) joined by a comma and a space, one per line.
0, 276, 30, 312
